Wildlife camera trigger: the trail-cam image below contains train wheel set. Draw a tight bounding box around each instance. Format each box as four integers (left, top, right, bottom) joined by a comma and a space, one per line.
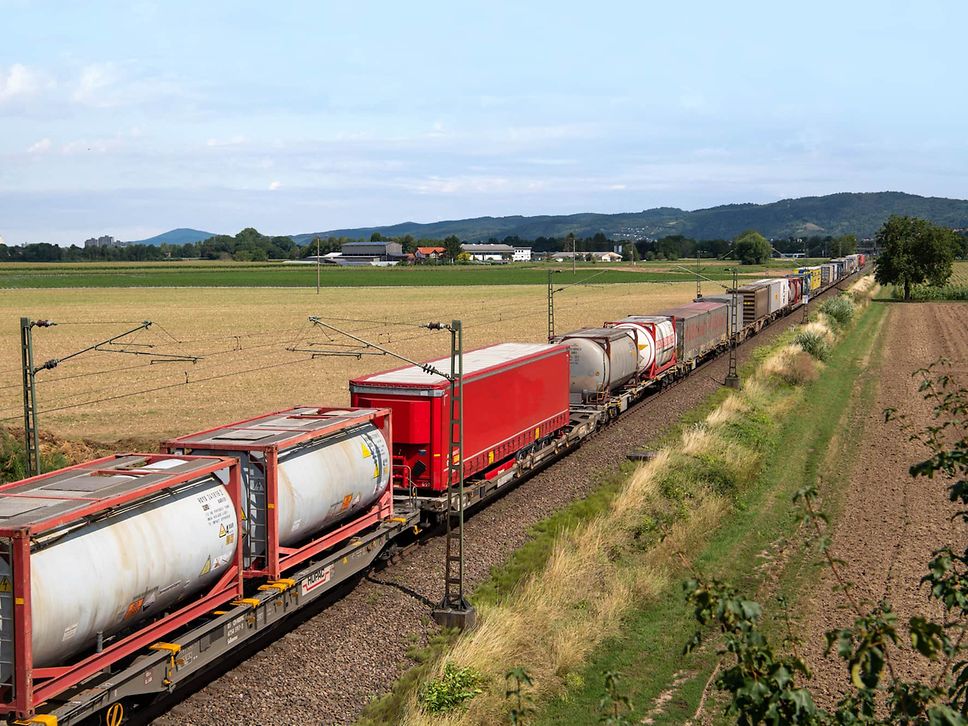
0, 257, 865, 725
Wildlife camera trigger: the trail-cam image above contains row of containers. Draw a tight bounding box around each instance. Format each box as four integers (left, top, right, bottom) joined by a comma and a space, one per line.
0, 256, 865, 718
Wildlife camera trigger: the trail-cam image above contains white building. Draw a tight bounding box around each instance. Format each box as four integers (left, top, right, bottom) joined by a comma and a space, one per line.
512, 247, 532, 262
461, 243, 514, 262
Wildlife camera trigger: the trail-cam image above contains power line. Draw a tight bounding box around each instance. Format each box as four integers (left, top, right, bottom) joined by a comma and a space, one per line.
0, 354, 314, 423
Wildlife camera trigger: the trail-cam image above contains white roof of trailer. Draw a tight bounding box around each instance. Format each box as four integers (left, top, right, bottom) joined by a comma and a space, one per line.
359, 342, 559, 384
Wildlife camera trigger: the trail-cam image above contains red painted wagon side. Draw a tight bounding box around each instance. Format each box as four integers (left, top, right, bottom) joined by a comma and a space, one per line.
349, 343, 571, 493
163, 406, 394, 580
0, 454, 243, 721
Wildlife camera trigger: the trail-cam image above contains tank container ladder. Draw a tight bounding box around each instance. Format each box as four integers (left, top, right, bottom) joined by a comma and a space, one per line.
242, 452, 267, 569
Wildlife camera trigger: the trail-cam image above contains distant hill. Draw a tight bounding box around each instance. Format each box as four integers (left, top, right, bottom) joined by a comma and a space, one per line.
293, 192, 968, 243
128, 228, 216, 246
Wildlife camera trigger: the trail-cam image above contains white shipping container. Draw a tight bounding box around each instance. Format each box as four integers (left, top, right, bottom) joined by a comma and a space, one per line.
754, 279, 787, 314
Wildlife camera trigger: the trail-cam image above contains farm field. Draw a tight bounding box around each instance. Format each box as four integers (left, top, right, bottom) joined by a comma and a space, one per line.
0, 281, 702, 444
0, 259, 811, 288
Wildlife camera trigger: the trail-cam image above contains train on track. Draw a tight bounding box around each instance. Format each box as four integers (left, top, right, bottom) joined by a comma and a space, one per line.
0, 255, 865, 725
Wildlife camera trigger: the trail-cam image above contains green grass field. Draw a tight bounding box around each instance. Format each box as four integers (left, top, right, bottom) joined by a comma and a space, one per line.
0, 259, 813, 289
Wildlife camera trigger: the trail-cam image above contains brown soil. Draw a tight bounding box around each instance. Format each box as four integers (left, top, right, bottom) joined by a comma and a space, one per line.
800, 302, 968, 705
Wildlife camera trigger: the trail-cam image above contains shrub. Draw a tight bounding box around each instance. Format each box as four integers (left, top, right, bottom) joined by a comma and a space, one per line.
419, 662, 484, 714
777, 351, 820, 386
794, 330, 831, 361
818, 295, 854, 327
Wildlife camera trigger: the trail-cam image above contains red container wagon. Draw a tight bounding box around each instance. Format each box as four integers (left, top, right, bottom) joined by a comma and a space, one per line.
350, 343, 571, 493
660, 301, 728, 364
163, 407, 393, 580
0, 454, 243, 721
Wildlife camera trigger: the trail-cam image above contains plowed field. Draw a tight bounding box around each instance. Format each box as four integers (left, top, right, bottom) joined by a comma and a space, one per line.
800, 302, 968, 703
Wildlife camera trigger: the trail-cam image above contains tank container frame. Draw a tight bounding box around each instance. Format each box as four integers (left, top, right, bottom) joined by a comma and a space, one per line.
0, 453, 243, 721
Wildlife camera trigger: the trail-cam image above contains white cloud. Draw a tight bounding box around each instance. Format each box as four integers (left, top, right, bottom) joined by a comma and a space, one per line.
27, 138, 52, 153
206, 134, 247, 147
72, 62, 183, 109
0, 63, 54, 104
269, 180, 281, 190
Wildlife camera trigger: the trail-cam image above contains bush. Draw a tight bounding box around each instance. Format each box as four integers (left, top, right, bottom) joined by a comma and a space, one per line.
794, 330, 831, 361
777, 351, 820, 386
419, 662, 484, 714
818, 295, 854, 327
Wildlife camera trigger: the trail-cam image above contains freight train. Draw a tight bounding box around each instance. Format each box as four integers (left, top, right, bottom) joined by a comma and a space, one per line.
0, 257, 864, 725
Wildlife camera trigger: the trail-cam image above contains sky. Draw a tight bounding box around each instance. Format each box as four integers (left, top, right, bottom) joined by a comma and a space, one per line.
0, 0, 965, 245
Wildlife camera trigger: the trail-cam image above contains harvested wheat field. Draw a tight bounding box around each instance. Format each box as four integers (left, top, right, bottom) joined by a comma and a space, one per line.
0, 282, 697, 444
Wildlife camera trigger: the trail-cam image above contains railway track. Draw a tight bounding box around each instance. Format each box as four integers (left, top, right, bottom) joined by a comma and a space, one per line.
147, 278, 859, 726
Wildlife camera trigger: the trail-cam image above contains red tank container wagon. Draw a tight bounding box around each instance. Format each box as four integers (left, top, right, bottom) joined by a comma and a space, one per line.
350, 343, 571, 494
660, 301, 729, 364
0, 454, 243, 721
163, 406, 394, 580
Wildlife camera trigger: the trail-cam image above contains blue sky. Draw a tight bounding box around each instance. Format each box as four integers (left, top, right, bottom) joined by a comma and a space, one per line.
0, 0, 964, 244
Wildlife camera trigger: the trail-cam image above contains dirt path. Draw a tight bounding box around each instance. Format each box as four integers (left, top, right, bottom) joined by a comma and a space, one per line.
800, 302, 968, 705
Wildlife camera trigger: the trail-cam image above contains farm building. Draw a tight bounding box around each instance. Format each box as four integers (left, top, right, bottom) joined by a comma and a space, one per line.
512, 247, 533, 261
462, 243, 514, 262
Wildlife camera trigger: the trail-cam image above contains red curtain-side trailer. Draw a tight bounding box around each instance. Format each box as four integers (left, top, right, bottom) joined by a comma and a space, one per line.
349, 342, 571, 493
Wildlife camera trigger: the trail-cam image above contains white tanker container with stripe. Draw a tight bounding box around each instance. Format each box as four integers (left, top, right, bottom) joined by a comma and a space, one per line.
604, 315, 676, 376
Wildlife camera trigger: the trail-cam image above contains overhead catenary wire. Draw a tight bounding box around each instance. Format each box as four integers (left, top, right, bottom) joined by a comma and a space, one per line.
0, 354, 315, 424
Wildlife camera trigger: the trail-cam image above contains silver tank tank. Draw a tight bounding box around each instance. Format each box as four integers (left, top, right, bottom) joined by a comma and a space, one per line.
554, 328, 638, 402
274, 423, 390, 545
0, 458, 237, 679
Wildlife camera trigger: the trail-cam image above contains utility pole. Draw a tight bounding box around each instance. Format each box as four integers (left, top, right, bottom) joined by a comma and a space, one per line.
315, 236, 321, 295
19, 318, 51, 477
547, 269, 556, 341
306, 316, 475, 630
431, 319, 475, 630
695, 248, 702, 300
724, 269, 740, 389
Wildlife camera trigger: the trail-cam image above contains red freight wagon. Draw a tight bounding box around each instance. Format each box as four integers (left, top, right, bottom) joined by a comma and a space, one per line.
660, 302, 729, 364
350, 342, 571, 493
0, 454, 243, 721
163, 406, 394, 580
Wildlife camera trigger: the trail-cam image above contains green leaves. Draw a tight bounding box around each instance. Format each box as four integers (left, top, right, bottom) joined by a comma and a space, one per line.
418, 662, 484, 714
874, 215, 959, 299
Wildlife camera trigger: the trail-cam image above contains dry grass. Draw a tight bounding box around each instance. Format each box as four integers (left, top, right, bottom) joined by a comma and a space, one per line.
0, 282, 698, 444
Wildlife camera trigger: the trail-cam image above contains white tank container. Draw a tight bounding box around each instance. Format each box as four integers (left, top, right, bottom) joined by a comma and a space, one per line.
610, 316, 675, 372
275, 424, 391, 545
0, 460, 237, 678
555, 328, 638, 401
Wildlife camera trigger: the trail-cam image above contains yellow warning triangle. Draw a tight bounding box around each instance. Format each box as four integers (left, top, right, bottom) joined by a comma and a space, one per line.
218, 523, 227, 537
199, 557, 211, 577
0, 577, 10, 593
361, 442, 372, 458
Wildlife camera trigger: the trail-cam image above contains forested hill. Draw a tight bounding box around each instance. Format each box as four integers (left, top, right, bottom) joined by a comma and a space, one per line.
295, 192, 968, 243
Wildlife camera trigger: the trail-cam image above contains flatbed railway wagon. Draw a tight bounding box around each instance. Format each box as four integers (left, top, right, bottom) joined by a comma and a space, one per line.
163, 406, 395, 580
350, 343, 571, 509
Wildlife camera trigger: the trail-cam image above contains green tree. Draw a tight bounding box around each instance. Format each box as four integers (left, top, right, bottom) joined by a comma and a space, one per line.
443, 235, 463, 263
733, 230, 772, 265
875, 215, 958, 300
831, 234, 857, 257
370, 231, 384, 242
